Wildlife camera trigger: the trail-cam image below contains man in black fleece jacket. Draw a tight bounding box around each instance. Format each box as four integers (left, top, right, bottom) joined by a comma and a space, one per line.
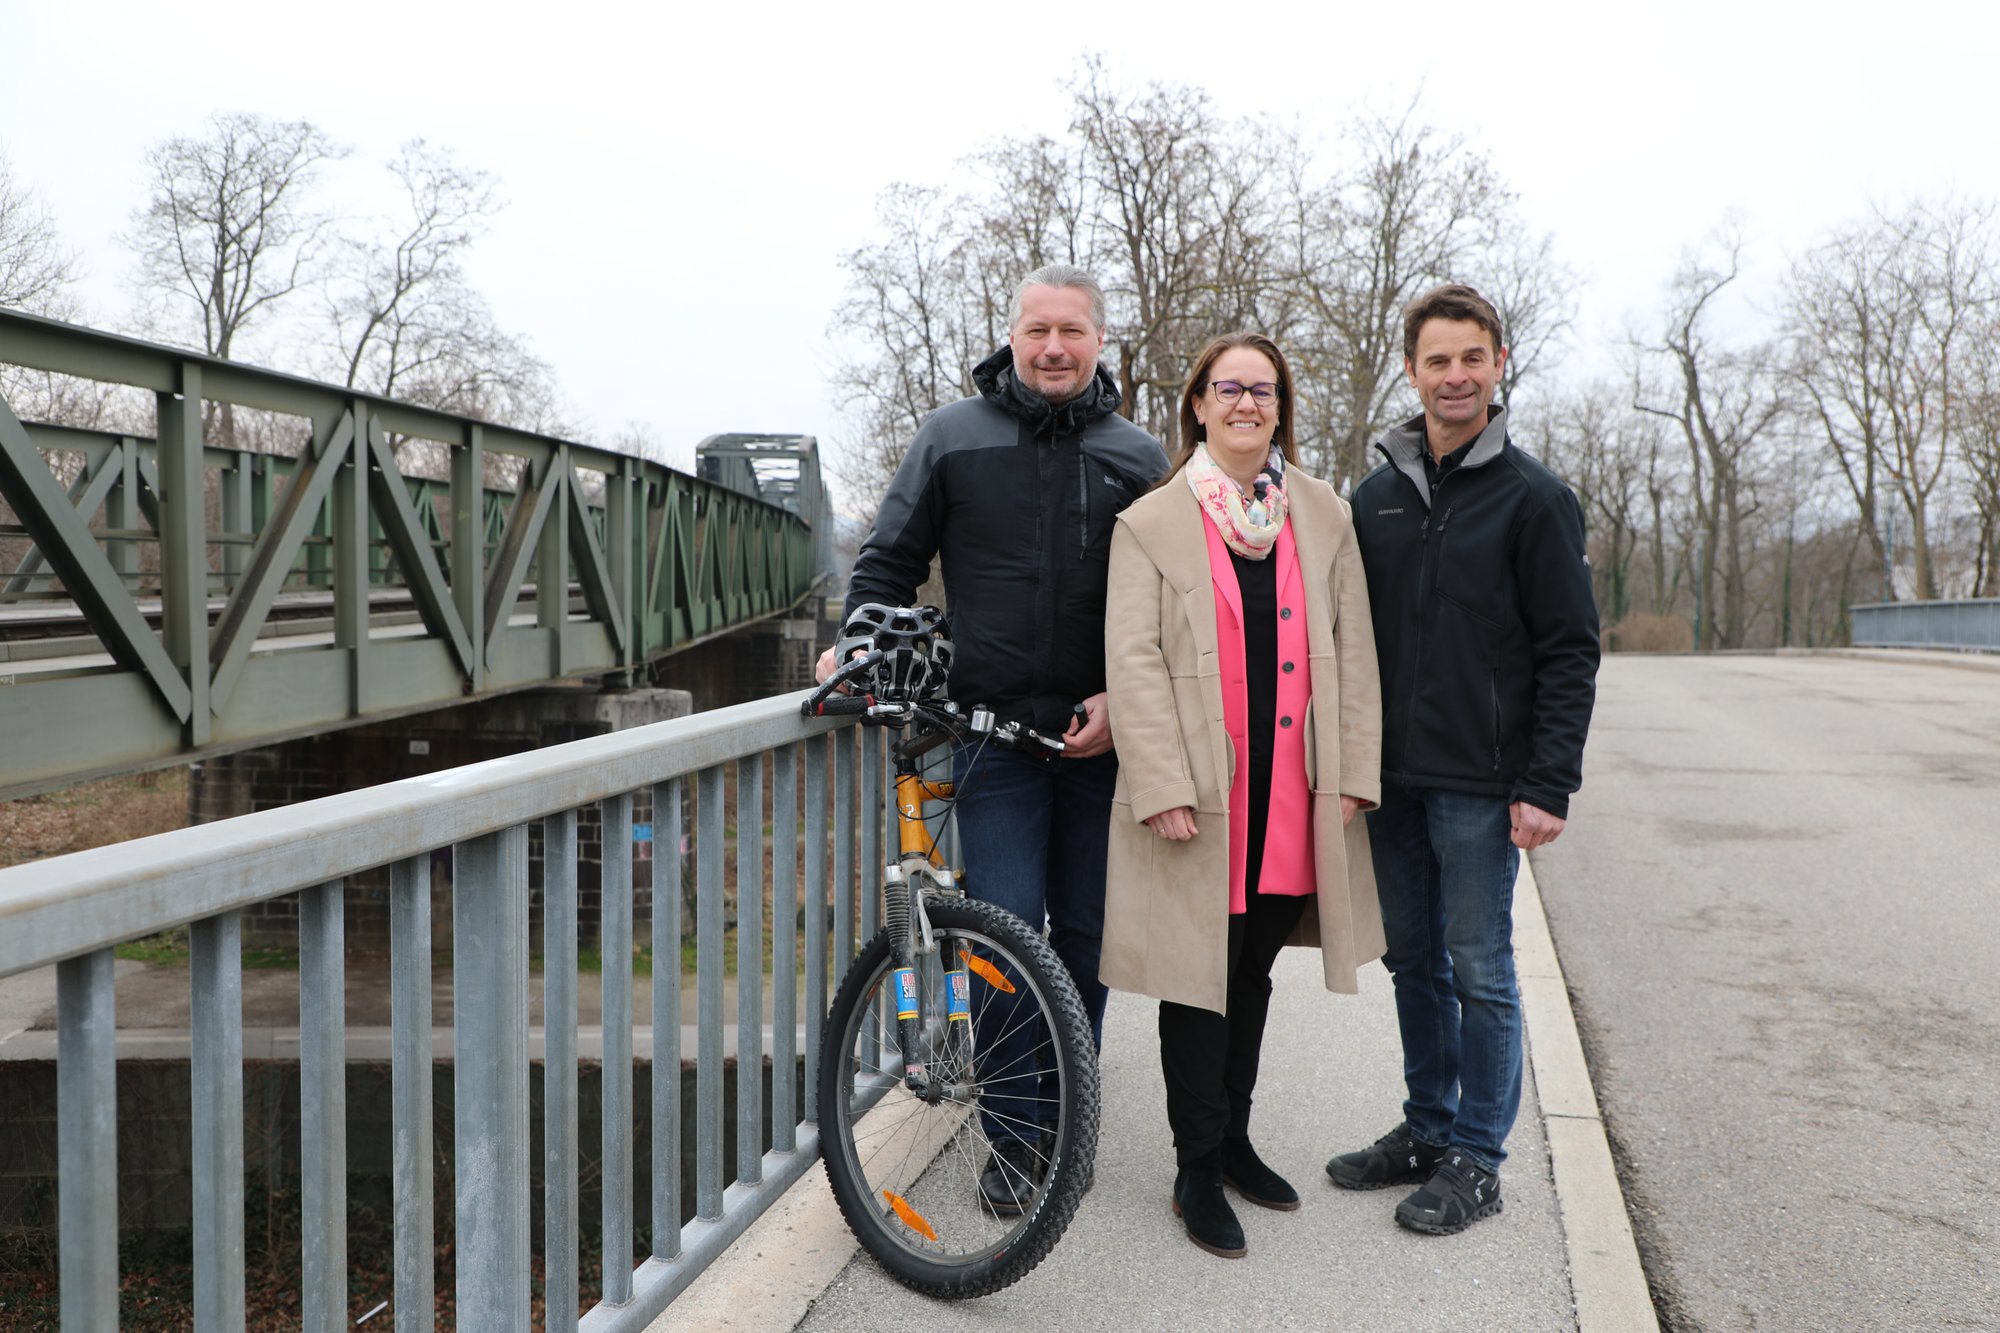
1326, 284, 1600, 1237
818, 265, 1165, 1213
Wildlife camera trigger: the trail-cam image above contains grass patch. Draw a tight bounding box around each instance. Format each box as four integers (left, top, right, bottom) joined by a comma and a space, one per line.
110, 931, 298, 970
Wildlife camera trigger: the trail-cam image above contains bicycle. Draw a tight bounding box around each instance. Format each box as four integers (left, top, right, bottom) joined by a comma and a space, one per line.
802, 605, 1101, 1298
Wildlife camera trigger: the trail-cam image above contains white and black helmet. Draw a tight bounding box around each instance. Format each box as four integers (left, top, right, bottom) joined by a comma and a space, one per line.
835, 604, 953, 703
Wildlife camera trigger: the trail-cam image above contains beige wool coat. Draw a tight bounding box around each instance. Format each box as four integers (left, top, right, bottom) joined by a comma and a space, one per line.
1099, 471, 1386, 1015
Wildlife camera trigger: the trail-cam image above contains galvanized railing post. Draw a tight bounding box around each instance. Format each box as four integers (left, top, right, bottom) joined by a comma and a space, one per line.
389, 856, 435, 1333
57, 947, 117, 1330
453, 827, 531, 1328
695, 764, 727, 1218
191, 910, 245, 1332
771, 744, 798, 1148
834, 735, 856, 970
735, 755, 765, 1184
542, 811, 580, 1330
651, 777, 683, 1261
861, 727, 883, 943
542, 810, 580, 1331
601, 793, 635, 1304
300, 882, 347, 1333
803, 735, 828, 1123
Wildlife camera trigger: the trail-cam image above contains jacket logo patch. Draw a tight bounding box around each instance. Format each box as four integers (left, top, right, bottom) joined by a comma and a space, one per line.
1102, 474, 1127, 490
1377, 507, 1404, 515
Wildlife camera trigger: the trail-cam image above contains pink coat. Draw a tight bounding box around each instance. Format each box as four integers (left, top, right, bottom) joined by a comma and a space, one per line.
1205, 520, 1315, 911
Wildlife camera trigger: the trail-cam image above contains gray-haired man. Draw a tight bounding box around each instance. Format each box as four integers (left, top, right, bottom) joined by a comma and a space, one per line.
817, 265, 1167, 1210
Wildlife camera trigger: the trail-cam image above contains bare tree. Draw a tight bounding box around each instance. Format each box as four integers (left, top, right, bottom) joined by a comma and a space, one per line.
0, 155, 118, 434
1488, 228, 1579, 409
827, 183, 999, 512
1279, 105, 1555, 489
1067, 58, 1241, 444
1956, 313, 2000, 596
1541, 382, 1656, 626
0, 152, 80, 315
1781, 198, 1997, 600
825, 67, 1575, 509
1635, 234, 1783, 650
130, 112, 345, 361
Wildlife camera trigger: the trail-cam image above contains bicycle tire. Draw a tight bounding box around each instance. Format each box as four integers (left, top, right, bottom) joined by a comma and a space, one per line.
818, 896, 1100, 1298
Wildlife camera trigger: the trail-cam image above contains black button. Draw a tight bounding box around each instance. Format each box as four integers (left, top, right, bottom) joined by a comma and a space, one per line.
1282, 661, 1295, 673
1279, 607, 1293, 620
1280, 716, 1293, 728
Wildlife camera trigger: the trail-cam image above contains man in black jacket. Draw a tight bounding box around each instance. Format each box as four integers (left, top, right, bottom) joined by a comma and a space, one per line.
818, 264, 1166, 1212
1326, 284, 1600, 1236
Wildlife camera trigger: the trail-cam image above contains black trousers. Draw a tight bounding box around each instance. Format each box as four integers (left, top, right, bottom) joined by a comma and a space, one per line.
1157, 889, 1309, 1166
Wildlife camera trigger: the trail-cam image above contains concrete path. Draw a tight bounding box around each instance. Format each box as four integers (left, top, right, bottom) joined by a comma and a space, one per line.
666, 862, 1652, 1331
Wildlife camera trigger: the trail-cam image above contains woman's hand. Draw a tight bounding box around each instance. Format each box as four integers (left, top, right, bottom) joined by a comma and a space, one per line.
1144, 807, 1198, 840
1339, 795, 1364, 827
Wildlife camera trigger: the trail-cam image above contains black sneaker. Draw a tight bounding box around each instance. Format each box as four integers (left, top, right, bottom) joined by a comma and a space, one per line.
1172, 1164, 1247, 1258
1325, 1122, 1447, 1191
1221, 1138, 1300, 1211
1394, 1150, 1503, 1235
977, 1136, 1044, 1216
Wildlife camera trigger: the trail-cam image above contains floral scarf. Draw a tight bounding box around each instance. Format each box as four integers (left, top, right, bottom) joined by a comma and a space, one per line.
1185, 443, 1289, 558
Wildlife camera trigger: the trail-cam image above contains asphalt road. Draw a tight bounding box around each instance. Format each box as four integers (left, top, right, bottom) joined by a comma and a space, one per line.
1531, 652, 2000, 1332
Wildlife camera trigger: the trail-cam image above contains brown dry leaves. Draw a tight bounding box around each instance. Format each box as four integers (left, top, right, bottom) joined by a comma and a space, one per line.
0, 769, 189, 869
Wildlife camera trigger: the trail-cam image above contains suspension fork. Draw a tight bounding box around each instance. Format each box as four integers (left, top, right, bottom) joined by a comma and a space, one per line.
887, 768, 963, 1096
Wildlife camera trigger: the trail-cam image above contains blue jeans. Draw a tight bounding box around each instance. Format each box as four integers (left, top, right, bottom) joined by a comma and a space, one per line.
953, 745, 1115, 1144
1366, 781, 1522, 1172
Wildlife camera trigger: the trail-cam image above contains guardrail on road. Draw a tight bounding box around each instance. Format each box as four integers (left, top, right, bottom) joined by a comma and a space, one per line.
1850, 597, 2000, 652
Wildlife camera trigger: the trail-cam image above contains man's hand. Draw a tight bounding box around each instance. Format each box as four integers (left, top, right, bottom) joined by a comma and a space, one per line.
1061, 692, 1113, 759
815, 645, 868, 691
1145, 806, 1197, 840
1339, 794, 1364, 827
1509, 801, 1566, 850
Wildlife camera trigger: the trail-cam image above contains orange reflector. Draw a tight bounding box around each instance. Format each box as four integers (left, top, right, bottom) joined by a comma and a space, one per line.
882, 1189, 938, 1242
959, 949, 1016, 994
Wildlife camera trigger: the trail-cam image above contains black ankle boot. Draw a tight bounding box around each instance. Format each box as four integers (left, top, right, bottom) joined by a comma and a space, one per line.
1172, 1161, 1247, 1258
1222, 1137, 1300, 1211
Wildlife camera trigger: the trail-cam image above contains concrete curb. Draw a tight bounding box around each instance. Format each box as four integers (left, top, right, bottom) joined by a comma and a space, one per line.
1516, 855, 1659, 1332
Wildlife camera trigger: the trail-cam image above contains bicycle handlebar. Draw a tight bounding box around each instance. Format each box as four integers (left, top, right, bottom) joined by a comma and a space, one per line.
802, 678, 1065, 756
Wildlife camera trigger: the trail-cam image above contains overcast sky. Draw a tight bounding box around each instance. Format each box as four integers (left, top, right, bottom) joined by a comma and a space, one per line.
1, 0, 1988, 495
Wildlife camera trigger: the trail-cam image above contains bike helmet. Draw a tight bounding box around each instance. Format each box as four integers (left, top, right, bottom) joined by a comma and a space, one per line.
835, 604, 953, 703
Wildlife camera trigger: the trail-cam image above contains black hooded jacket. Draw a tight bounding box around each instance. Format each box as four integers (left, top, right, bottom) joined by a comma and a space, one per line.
844, 347, 1167, 732
1351, 406, 1601, 817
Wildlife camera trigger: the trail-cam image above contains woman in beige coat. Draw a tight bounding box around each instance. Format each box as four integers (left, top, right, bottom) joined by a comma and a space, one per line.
1101, 332, 1384, 1259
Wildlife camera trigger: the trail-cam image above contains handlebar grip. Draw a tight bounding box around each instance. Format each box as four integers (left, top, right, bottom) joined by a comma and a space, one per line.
810, 694, 874, 717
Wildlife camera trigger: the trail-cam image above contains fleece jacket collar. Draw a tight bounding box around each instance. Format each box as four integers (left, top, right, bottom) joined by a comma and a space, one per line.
1375, 405, 1510, 511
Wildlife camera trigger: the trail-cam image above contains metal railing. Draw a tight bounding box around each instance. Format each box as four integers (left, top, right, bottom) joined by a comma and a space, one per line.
1850, 597, 2000, 652
0, 691, 892, 1331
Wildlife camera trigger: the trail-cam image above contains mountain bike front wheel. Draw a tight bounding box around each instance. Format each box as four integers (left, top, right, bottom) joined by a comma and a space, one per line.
818, 896, 1099, 1298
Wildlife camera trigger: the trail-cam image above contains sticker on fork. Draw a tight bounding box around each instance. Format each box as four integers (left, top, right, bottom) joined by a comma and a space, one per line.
946, 969, 970, 1021
894, 967, 919, 1020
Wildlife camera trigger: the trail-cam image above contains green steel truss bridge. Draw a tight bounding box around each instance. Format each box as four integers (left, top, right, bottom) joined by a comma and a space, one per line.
0, 309, 833, 800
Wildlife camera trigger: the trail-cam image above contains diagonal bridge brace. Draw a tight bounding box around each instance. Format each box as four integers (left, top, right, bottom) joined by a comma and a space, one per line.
207, 410, 357, 712
0, 392, 192, 722
363, 419, 476, 676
